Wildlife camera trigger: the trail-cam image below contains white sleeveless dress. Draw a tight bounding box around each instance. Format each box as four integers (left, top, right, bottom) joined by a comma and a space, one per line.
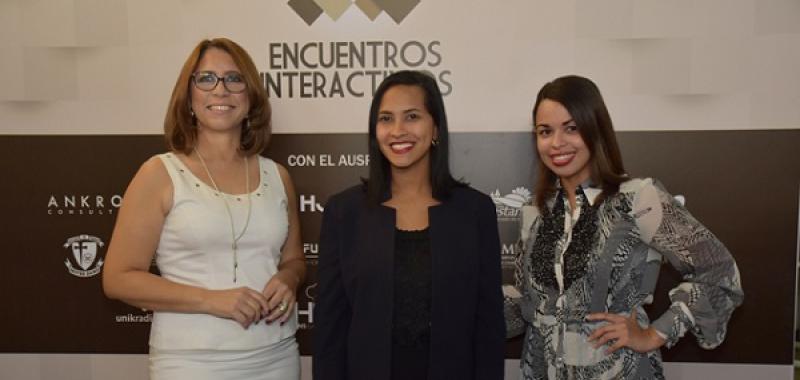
149, 153, 299, 380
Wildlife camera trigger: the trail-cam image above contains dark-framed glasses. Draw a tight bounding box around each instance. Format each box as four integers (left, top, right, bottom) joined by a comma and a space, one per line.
191, 71, 247, 93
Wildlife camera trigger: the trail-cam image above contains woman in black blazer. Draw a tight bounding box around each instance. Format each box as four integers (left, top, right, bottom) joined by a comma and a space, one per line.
313, 70, 505, 380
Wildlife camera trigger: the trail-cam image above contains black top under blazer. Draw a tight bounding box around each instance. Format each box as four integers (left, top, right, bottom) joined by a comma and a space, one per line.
313, 185, 506, 380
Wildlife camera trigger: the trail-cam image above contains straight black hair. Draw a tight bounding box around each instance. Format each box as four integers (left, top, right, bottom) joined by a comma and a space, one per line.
366, 70, 464, 204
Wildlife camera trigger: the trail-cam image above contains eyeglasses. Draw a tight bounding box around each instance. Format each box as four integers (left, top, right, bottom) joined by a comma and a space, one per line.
191, 71, 247, 93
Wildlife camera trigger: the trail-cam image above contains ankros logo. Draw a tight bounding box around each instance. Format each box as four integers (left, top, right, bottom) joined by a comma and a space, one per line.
288, 0, 420, 25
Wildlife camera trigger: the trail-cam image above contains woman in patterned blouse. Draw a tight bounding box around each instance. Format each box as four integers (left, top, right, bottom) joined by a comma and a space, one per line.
504, 75, 743, 379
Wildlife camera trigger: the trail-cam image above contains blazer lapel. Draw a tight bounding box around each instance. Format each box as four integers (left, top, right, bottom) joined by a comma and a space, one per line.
427, 201, 454, 376
357, 204, 395, 378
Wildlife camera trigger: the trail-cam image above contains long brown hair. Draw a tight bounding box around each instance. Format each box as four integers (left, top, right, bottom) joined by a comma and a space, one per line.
164, 38, 271, 156
532, 75, 627, 210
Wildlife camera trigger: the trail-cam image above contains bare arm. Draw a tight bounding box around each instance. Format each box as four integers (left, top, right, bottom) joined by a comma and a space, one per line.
262, 162, 306, 322
102, 156, 269, 328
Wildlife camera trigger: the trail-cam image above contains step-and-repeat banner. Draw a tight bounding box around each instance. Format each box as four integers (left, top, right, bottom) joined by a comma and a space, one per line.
1, 131, 798, 369
1, 1, 799, 379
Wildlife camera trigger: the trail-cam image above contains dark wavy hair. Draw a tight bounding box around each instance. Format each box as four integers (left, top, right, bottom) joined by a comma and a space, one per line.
532, 75, 627, 210
365, 70, 464, 204
164, 38, 271, 156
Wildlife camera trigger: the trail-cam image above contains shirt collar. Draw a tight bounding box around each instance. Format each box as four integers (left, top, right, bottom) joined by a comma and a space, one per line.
555, 179, 602, 206
582, 186, 602, 206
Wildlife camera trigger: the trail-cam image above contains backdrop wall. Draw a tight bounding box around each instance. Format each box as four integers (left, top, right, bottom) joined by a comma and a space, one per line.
1, 1, 799, 379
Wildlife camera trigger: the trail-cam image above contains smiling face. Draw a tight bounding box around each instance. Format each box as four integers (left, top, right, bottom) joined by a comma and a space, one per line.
190, 47, 250, 134
375, 84, 438, 175
535, 99, 592, 189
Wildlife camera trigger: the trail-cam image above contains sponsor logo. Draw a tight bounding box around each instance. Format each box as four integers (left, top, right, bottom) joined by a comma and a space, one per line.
115, 313, 153, 323
297, 282, 317, 328
303, 242, 319, 259
47, 194, 122, 216
63, 235, 105, 278
491, 187, 531, 221
501, 243, 519, 266
288, 0, 420, 25
300, 194, 325, 213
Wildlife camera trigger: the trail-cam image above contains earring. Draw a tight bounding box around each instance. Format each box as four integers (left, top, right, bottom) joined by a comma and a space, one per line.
431, 138, 439, 147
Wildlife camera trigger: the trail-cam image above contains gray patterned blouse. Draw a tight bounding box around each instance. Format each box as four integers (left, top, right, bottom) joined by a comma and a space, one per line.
504, 178, 743, 380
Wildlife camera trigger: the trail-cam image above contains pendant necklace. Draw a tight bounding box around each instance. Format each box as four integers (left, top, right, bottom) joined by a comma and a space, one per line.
195, 148, 252, 282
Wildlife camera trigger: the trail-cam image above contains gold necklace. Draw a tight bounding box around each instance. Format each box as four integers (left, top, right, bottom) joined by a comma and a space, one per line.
194, 148, 252, 283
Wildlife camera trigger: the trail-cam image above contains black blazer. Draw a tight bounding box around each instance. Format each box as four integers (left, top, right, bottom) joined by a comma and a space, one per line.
313, 185, 505, 380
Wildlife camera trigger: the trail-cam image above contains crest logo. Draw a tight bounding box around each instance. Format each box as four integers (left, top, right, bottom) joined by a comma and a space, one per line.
288, 0, 420, 25
491, 187, 532, 221
63, 235, 105, 278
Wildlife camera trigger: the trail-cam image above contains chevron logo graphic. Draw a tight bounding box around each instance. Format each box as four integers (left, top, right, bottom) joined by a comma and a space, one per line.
288, 0, 420, 25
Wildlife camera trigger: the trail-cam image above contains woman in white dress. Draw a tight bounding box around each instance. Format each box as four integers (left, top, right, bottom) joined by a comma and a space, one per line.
103, 38, 305, 380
